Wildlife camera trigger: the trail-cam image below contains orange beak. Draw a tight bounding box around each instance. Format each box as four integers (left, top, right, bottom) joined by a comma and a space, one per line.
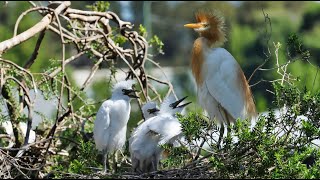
184, 23, 203, 29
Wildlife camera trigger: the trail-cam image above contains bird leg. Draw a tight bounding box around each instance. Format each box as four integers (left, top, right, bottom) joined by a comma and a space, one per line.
103, 151, 110, 173
112, 151, 118, 173
226, 118, 232, 141
131, 156, 139, 173
223, 109, 232, 143
217, 123, 224, 149
151, 154, 158, 172
119, 149, 130, 164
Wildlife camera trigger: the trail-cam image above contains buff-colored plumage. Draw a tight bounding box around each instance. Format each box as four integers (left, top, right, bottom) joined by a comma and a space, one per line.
184, 10, 256, 125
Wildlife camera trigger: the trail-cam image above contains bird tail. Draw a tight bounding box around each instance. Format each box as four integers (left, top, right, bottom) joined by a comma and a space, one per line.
238, 68, 257, 120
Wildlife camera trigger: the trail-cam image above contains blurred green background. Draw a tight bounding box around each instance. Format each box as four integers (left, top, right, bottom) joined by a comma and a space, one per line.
1, 1, 319, 127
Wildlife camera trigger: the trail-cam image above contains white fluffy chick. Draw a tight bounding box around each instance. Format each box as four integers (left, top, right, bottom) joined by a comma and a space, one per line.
93, 80, 139, 173
141, 101, 160, 120
129, 95, 191, 173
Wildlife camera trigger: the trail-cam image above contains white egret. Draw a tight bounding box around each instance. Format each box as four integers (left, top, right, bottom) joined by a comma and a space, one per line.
93, 80, 139, 173
129, 95, 191, 173
0, 121, 36, 157
141, 101, 160, 120
184, 10, 256, 146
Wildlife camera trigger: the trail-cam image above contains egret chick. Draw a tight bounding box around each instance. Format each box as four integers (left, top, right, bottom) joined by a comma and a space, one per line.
129, 95, 191, 173
141, 101, 160, 120
129, 101, 160, 173
93, 80, 139, 173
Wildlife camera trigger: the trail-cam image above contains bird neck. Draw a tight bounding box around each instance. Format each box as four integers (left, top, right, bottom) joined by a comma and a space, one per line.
191, 37, 208, 86
200, 31, 226, 48
111, 92, 130, 101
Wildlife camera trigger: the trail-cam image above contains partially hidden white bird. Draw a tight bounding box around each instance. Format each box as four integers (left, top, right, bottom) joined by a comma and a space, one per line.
0, 121, 36, 157
129, 95, 191, 173
184, 10, 257, 145
93, 79, 139, 173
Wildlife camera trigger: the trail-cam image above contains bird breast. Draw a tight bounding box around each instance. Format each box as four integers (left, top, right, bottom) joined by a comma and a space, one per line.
94, 99, 131, 152
191, 38, 206, 86
110, 99, 131, 125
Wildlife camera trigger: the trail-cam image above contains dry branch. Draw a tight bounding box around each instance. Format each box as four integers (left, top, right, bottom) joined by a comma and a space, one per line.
0, 1, 176, 178
0, 1, 71, 54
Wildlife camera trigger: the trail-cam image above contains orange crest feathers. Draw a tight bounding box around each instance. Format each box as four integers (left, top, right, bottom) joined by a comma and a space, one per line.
195, 10, 224, 24
195, 9, 227, 46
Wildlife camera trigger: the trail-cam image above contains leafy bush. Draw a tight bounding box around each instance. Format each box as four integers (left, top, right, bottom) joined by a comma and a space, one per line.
159, 82, 320, 179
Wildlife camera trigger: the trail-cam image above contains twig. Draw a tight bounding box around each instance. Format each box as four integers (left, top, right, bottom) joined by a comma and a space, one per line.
0, 1, 71, 53
24, 29, 46, 69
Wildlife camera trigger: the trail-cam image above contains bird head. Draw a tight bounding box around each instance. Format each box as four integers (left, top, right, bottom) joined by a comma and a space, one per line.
160, 94, 192, 115
122, 89, 139, 98
184, 10, 226, 46
147, 107, 160, 115
142, 101, 160, 120
112, 80, 139, 99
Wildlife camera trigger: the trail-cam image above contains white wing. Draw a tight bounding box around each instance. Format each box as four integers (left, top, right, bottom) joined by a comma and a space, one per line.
147, 114, 182, 145
204, 48, 246, 120
93, 100, 111, 151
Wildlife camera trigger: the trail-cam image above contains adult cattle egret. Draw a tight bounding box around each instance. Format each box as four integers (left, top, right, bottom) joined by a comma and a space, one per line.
93, 80, 139, 173
129, 95, 191, 173
184, 10, 256, 145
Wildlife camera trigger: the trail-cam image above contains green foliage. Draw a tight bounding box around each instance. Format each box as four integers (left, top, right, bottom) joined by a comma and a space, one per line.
51, 140, 101, 177
86, 1, 110, 12
138, 24, 164, 55
149, 35, 164, 55
161, 144, 191, 169
138, 24, 147, 37
113, 34, 127, 46
163, 82, 320, 178
287, 34, 311, 61
299, 2, 320, 31
177, 112, 210, 142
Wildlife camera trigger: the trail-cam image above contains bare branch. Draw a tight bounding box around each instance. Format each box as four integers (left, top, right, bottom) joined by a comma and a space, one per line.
0, 1, 71, 54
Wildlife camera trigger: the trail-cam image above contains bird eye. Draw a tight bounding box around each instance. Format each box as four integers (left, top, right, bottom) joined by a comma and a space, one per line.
122, 89, 126, 92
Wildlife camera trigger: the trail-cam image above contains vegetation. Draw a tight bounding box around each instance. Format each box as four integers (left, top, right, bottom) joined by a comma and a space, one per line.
0, 1, 319, 179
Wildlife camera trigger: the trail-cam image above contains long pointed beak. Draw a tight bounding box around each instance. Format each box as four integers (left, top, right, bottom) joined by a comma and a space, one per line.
177, 101, 192, 109
123, 89, 139, 98
170, 96, 187, 108
128, 93, 139, 98
184, 23, 202, 29
170, 96, 191, 109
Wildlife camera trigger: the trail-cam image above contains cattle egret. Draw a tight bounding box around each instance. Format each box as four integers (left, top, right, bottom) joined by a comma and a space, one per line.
184, 10, 256, 146
129, 95, 191, 173
141, 101, 160, 120
93, 80, 139, 173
